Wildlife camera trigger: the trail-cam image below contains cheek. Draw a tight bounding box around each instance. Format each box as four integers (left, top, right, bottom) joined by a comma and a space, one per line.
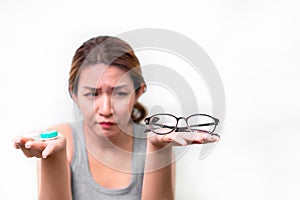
112, 95, 136, 115
77, 97, 95, 116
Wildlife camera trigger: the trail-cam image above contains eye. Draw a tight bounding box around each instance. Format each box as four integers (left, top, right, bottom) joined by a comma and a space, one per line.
84, 92, 98, 97
113, 91, 129, 97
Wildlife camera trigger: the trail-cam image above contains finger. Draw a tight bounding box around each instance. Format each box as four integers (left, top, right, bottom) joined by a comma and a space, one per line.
18, 144, 35, 158
15, 136, 35, 146
42, 143, 56, 159
147, 132, 186, 147
28, 149, 43, 158
147, 133, 170, 148
192, 133, 220, 144
175, 132, 197, 143
170, 136, 188, 146
22, 140, 47, 158
175, 131, 218, 143
13, 139, 20, 149
202, 133, 220, 143
22, 141, 52, 158
149, 131, 194, 146
25, 140, 47, 150
209, 134, 220, 142
164, 133, 188, 146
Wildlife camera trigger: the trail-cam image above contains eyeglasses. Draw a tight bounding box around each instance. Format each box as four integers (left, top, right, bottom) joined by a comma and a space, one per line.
144, 113, 220, 136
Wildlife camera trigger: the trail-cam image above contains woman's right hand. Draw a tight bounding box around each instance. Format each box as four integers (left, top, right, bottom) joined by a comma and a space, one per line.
13, 132, 66, 159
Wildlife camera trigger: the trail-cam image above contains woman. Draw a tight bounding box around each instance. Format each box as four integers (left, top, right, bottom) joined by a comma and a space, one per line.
14, 36, 219, 200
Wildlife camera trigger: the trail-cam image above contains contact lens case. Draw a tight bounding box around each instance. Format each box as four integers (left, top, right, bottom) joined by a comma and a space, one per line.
34, 130, 58, 141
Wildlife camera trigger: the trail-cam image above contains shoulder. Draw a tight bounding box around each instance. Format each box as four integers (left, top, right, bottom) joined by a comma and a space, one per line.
49, 123, 74, 164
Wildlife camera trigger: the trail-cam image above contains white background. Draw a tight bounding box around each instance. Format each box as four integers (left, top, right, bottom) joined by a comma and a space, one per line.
1, 0, 300, 199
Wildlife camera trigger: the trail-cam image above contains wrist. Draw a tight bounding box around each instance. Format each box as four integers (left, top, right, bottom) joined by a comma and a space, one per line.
145, 141, 173, 172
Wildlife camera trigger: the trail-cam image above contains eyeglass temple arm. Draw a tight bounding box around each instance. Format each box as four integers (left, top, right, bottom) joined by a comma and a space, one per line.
144, 123, 176, 133
176, 122, 218, 131
148, 123, 176, 129
189, 122, 217, 128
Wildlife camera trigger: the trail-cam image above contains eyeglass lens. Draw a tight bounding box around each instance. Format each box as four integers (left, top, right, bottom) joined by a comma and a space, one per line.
149, 114, 177, 134
187, 115, 216, 133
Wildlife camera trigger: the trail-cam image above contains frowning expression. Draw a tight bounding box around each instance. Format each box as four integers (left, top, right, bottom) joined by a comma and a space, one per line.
74, 63, 140, 137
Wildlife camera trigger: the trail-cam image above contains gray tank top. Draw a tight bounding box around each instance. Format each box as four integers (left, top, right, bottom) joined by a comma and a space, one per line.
70, 122, 147, 200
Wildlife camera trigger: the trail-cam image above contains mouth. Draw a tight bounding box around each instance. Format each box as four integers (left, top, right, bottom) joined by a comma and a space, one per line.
98, 122, 116, 129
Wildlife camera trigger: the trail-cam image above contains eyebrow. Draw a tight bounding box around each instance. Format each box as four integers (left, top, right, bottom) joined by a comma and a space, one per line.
83, 85, 129, 91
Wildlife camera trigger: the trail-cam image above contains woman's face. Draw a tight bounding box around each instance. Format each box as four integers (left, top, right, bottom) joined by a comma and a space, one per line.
74, 63, 142, 137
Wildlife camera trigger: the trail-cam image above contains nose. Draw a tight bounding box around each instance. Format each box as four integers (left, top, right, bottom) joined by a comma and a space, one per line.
95, 94, 113, 117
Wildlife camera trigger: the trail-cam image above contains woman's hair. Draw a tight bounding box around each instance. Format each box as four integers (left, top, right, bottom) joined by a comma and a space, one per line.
69, 36, 147, 123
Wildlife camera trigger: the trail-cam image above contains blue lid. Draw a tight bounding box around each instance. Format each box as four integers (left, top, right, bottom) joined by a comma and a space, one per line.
40, 130, 58, 139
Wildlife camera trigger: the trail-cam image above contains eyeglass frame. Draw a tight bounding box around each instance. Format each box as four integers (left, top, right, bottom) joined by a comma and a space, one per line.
144, 113, 220, 136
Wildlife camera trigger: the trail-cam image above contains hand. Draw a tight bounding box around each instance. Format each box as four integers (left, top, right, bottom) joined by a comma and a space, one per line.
13, 133, 66, 159
147, 130, 220, 148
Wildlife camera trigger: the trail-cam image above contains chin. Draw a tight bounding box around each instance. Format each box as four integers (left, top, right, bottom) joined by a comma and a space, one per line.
98, 127, 120, 138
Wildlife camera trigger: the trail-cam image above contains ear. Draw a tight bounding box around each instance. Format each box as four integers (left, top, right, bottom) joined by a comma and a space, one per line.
134, 84, 146, 103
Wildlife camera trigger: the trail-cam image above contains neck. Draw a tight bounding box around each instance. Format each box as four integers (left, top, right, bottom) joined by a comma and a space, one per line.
83, 122, 134, 173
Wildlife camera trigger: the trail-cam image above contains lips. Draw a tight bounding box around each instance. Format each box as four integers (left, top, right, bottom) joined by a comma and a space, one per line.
99, 122, 116, 129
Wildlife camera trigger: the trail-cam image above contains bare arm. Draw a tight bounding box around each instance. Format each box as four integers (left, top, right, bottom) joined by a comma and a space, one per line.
142, 131, 220, 200
14, 125, 73, 200
38, 125, 73, 200
142, 141, 175, 200
37, 145, 72, 200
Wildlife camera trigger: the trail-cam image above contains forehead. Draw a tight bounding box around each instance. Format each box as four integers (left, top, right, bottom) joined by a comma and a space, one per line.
79, 63, 133, 88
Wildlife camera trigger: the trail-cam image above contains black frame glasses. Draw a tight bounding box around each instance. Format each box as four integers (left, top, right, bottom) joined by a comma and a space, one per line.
144, 113, 220, 136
